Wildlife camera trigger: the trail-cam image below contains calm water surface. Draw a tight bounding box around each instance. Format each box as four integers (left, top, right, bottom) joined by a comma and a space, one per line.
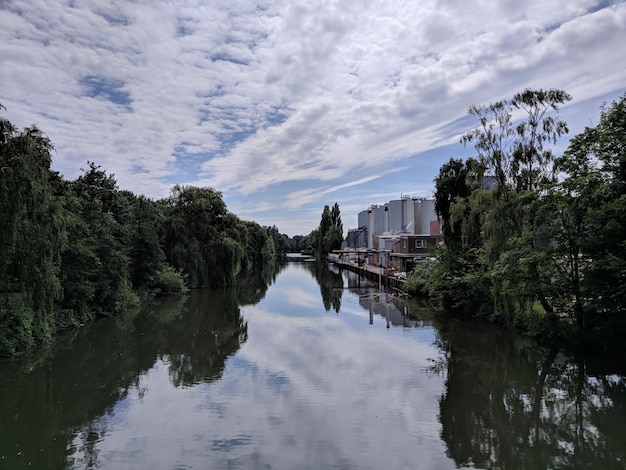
1, 262, 625, 469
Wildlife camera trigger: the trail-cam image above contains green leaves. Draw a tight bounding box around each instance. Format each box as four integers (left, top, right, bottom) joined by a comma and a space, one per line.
546, 93, 626, 329
0, 114, 64, 344
0, 107, 273, 355
429, 89, 573, 335
461, 88, 571, 197
431, 90, 626, 347
162, 185, 275, 288
315, 202, 343, 257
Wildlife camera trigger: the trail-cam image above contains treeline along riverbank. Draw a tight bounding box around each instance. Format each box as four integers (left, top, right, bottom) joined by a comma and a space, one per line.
404, 90, 626, 356
0, 105, 277, 357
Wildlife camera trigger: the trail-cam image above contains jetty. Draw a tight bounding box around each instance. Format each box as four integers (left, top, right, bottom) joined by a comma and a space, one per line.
329, 250, 406, 291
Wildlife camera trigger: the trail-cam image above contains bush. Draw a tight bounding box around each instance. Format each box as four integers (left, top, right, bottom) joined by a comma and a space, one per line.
511, 301, 561, 343
149, 265, 189, 296
0, 296, 35, 356
404, 259, 437, 297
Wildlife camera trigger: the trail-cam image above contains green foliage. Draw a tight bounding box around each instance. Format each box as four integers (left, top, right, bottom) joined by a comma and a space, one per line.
404, 258, 437, 297
265, 214, 342, 261
129, 195, 167, 291
212, 237, 245, 285
290, 234, 307, 252
268, 225, 291, 255
431, 90, 626, 350
549, 93, 626, 330
430, 160, 493, 317
301, 229, 316, 254
0, 115, 64, 342
461, 88, 571, 199
433, 246, 492, 317
242, 221, 276, 268
161, 185, 271, 288
66, 163, 134, 315
0, 107, 277, 356
430, 89, 572, 336
313, 202, 343, 257
434, 157, 484, 249
148, 265, 189, 296
0, 295, 35, 355
260, 231, 277, 265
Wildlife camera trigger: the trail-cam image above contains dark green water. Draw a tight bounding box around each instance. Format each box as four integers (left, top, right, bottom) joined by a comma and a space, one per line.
1, 262, 625, 469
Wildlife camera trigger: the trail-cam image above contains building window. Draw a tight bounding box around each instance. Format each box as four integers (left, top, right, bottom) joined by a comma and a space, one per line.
415, 240, 425, 248
402, 240, 406, 248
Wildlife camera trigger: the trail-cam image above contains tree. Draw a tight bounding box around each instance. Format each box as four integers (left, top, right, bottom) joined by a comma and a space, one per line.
163, 185, 234, 287
242, 221, 276, 269
428, 158, 491, 315
268, 225, 292, 257
461, 88, 571, 200
510, 89, 571, 192
578, 94, 626, 317
434, 157, 484, 251
318, 205, 332, 256
429, 89, 571, 329
548, 93, 626, 336
316, 202, 343, 257
0, 109, 65, 348
66, 163, 136, 315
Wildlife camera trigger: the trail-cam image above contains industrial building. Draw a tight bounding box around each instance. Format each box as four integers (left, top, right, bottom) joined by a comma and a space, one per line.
347, 196, 441, 249
343, 196, 442, 273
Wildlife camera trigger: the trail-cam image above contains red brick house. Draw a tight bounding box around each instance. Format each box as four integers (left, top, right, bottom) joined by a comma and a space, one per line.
389, 235, 441, 272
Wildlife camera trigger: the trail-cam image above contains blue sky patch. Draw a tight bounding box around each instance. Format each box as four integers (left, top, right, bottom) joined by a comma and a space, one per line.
80, 75, 132, 107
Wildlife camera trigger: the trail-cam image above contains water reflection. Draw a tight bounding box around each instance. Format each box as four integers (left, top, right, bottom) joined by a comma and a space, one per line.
2, 263, 626, 469
295, 260, 425, 328
156, 289, 248, 387
0, 269, 273, 469
435, 320, 626, 469
301, 261, 344, 312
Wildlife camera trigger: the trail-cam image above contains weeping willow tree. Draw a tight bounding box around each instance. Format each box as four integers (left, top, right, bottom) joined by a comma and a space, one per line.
0, 109, 65, 350
162, 185, 275, 288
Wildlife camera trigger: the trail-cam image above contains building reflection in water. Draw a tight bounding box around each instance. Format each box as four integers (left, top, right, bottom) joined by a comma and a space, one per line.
340, 267, 432, 329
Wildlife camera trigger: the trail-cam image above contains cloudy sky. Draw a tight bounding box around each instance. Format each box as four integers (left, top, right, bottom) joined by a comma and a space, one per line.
1, 0, 625, 235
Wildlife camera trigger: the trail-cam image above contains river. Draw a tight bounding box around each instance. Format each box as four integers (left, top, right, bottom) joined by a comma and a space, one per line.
1, 262, 625, 469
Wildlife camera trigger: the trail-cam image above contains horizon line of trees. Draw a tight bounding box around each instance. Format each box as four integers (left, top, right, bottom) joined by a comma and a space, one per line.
405, 89, 626, 352
269, 202, 344, 259
0, 104, 277, 356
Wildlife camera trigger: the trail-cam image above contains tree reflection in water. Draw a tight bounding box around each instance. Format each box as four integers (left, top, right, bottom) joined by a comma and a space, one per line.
435, 320, 626, 469
158, 288, 249, 387
0, 267, 276, 469
303, 261, 344, 313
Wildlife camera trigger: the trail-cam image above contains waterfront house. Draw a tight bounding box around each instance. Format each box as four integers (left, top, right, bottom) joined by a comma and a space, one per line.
389, 235, 441, 272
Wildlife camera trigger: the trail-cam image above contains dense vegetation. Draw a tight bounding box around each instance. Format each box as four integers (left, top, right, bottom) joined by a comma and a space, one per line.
0, 105, 276, 356
405, 90, 626, 352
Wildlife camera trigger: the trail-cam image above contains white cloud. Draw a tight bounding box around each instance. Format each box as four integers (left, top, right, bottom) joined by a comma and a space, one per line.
1, 0, 625, 233
282, 174, 386, 210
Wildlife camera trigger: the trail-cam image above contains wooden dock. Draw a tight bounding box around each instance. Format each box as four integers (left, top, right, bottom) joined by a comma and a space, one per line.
330, 259, 406, 291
